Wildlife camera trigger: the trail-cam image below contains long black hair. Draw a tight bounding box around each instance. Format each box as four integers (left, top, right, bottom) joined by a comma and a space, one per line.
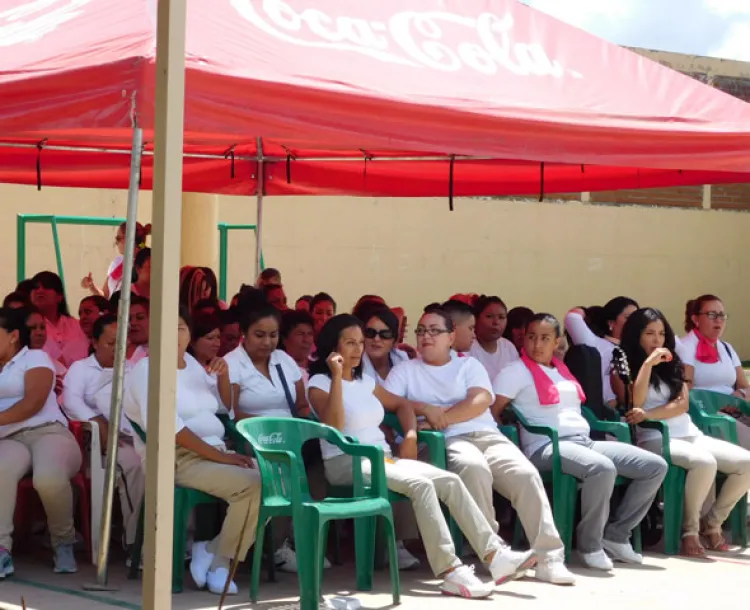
619, 307, 684, 401
31, 271, 71, 317
309, 314, 363, 380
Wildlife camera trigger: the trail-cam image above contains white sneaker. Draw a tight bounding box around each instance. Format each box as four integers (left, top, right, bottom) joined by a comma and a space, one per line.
189, 541, 214, 588
440, 565, 495, 599
206, 566, 238, 595
602, 539, 643, 564
489, 547, 536, 585
534, 558, 576, 585
580, 549, 613, 571
397, 542, 421, 570
275, 539, 331, 573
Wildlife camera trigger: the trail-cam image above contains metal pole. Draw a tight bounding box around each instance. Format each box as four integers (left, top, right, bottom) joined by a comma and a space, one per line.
255, 137, 264, 281
85, 127, 143, 588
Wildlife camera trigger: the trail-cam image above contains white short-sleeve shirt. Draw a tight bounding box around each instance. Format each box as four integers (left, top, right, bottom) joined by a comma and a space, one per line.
468, 338, 519, 382
564, 311, 617, 404
493, 360, 590, 458
63, 354, 133, 435
224, 347, 302, 417
636, 381, 700, 444
678, 330, 741, 395
0, 347, 66, 439
123, 354, 226, 460
361, 349, 409, 386
384, 356, 497, 438
307, 373, 388, 459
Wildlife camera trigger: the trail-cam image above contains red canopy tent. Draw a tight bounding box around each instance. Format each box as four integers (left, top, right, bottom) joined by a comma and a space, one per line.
1, 0, 750, 197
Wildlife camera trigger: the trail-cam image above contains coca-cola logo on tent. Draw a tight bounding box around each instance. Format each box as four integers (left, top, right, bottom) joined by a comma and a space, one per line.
0, 0, 92, 47
232, 0, 583, 79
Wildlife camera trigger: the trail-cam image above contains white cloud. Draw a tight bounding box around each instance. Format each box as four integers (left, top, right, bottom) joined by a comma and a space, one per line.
710, 22, 750, 60
703, 0, 750, 17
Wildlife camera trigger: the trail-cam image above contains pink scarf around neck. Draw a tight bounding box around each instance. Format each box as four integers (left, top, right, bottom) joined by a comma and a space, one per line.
694, 330, 720, 364
521, 350, 586, 406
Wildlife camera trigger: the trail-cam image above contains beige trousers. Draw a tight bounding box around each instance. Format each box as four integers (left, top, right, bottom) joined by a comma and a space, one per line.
0, 422, 82, 551
174, 447, 262, 559
641, 434, 750, 537
325, 454, 503, 576
446, 430, 564, 559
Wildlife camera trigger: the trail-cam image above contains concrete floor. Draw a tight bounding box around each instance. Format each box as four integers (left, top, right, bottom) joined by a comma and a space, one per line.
0, 547, 749, 610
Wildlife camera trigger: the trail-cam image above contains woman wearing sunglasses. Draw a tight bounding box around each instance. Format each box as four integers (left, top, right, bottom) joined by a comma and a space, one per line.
361, 308, 409, 385
385, 310, 574, 585
680, 294, 750, 450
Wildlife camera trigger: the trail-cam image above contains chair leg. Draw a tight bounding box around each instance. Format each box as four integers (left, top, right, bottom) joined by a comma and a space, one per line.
75, 479, 92, 563
295, 516, 321, 610
172, 493, 189, 594
264, 519, 276, 582
381, 515, 400, 605
353, 516, 376, 591
662, 471, 685, 556
128, 503, 145, 580
250, 514, 268, 603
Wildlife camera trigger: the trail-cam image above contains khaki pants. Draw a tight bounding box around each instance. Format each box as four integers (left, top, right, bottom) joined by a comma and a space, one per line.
116, 440, 145, 546
446, 430, 564, 559
641, 434, 750, 537
0, 422, 82, 551
174, 447, 261, 559
325, 454, 503, 576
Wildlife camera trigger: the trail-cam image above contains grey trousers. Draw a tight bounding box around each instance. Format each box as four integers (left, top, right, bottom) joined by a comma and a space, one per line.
530, 436, 668, 554
325, 454, 504, 576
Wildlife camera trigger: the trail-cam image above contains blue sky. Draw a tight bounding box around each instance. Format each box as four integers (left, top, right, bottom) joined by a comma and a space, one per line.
522, 0, 750, 61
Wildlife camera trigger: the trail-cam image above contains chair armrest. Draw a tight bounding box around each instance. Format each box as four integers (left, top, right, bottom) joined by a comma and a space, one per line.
510, 406, 563, 480
499, 424, 520, 447
582, 406, 631, 443
382, 412, 447, 468
638, 420, 673, 464
217, 414, 248, 454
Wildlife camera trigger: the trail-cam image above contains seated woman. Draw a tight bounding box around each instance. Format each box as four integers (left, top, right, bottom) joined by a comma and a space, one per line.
294, 295, 312, 312
3, 292, 30, 310
26, 307, 67, 398
493, 313, 667, 570
679, 294, 750, 449
219, 308, 241, 357
81, 221, 151, 298
469, 296, 519, 380
564, 297, 639, 407
78, 296, 110, 341
127, 296, 150, 364
309, 314, 535, 599
180, 267, 220, 317
123, 307, 259, 595
503, 307, 534, 354
30, 271, 89, 367
0, 307, 83, 576
361, 308, 409, 385
62, 314, 144, 553
263, 284, 289, 312
385, 310, 573, 585
189, 311, 222, 367
131, 248, 151, 299
310, 292, 337, 338
441, 299, 475, 356
256, 267, 281, 289
279, 310, 315, 382
616, 307, 750, 555
352, 294, 387, 322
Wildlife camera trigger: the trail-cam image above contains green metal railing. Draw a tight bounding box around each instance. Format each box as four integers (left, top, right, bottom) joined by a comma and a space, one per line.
17, 215, 264, 302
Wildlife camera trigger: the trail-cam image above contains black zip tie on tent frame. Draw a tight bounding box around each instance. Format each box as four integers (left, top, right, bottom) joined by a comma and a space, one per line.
223, 145, 237, 179
35, 139, 47, 191
539, 162, 545, 202
281, 146, 296, 184
581, 164, 585, 173
138, 142, 146, 188
360, 149, 374, 179
449, 155, 455, 211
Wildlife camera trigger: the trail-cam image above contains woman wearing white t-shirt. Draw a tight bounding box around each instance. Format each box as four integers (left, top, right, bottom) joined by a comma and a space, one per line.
30, 271, 89, 368
387, 310, 574, 585
361, 308, 409, 385
616, 307, 750, 556
468, 296, 519, 380
679, 295, 750, 447
494, 314, 667, 572
123, 308, 260, 596
308, 314, 535, 599
0, 307, 82, 577
62, 314, 144, 551
564, 297, 639, 406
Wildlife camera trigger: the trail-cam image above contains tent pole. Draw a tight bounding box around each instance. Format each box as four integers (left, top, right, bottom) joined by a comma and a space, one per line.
142, 1, 187, 609
83, 127, 143, 590
255, 137, 264, 280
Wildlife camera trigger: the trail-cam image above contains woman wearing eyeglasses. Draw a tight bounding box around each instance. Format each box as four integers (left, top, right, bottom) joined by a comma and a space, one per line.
680, 295, 750, 450
385, 310, 574, 585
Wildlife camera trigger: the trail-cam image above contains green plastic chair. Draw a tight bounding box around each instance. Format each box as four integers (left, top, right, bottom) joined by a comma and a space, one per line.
511, 406, 642, 562
237, 417, 400, 610
688, 389, 749, 547
126, 420, 225, 593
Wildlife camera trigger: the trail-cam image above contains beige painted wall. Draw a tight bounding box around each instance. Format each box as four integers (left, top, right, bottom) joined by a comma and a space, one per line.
4, 184, 750, 356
